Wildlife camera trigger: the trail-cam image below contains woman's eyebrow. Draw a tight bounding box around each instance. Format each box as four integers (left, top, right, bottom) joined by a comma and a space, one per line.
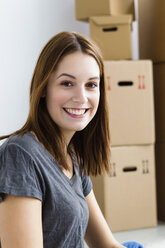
56, 73, 100, 80
88, 76, 100, 80
56, 73, 76, 79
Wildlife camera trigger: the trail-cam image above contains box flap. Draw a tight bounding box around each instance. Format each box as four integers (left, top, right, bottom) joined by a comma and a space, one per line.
90, 14, 132, 26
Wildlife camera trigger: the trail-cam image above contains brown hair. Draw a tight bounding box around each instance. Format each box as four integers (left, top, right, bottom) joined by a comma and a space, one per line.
0, 31, 110, 176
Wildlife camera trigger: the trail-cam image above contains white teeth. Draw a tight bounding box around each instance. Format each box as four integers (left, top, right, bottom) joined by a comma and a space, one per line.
65, 108, 86, 115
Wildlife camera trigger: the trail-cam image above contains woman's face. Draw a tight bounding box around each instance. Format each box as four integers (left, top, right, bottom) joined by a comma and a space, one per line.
46, 51, 100, 141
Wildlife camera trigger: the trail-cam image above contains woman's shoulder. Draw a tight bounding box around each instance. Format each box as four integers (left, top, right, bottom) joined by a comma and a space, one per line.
0, 132, 44, 202
0, 132, 38, 158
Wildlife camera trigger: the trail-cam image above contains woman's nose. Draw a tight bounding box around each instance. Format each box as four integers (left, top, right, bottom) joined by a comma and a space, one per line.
72, 86, 88, 104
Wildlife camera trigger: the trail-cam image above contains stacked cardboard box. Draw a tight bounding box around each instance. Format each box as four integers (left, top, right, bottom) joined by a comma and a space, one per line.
89, 15, 132, 60
76, 0, 134, 60
153, 63, 165, 221
92, 145, 156, 231
104, 61, 155, 146
138, 0, 165, 221
93, 60, 157, 231
75, 0, 157, 231
75, 0, 135, 22
138, 0, 165, 63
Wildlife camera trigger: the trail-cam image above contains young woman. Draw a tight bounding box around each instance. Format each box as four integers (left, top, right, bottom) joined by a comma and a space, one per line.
0, 31, 140, 248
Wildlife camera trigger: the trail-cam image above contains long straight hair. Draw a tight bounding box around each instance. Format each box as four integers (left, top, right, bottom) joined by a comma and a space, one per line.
0, 31, 110, 176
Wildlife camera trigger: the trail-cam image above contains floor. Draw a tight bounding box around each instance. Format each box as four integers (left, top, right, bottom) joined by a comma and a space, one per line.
113, 222, 165, 247
85, 222, 165, 247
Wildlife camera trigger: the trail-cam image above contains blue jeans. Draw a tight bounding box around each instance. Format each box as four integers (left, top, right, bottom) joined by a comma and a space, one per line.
122, 241, 144, 248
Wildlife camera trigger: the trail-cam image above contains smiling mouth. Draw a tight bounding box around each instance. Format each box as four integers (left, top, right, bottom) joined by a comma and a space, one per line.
64, 108, 88, 116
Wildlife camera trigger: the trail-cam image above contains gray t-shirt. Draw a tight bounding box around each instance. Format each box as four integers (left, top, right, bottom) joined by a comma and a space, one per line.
0, 132, 92, 248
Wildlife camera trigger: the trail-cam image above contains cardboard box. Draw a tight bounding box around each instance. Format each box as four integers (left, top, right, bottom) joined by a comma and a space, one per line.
155, 143, 165, 221
104, 60, 155, 146
75, 0, 135, 22
91, 145, 157, 232
90, 15, 133, 60
153, 63, 165, 142
138, 0, 165, 62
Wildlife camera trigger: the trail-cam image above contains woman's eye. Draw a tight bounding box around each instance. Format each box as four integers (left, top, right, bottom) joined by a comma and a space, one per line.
86, 82, 97, 88
61, 81, 72, 87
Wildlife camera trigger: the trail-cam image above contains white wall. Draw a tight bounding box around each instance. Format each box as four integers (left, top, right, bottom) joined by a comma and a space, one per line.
0, 0, 89, 135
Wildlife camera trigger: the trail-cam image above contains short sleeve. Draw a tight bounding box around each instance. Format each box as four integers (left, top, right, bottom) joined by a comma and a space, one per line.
0, 144, 43, 202
81, 173, 93, 197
